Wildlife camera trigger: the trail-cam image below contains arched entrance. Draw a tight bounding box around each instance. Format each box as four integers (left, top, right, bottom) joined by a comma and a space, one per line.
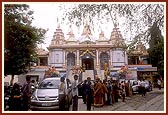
67, 53, 75, 67
81, 53, 94, 70
100, 52, 109, 70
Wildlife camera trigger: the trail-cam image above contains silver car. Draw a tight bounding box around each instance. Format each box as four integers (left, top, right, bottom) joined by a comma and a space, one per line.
30, 77, 72, 111
129, 80, 141, 94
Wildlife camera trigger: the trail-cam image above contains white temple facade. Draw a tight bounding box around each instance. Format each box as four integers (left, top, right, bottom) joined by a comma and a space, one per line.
44, 19, 129, 81
17, 19, 157, 84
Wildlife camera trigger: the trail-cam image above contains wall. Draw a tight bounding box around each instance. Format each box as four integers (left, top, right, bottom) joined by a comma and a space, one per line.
49, 49, 64, 67
112, 49, 126, 66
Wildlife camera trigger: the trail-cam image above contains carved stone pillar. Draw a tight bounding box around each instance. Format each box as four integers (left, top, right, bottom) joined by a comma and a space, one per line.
96, 49, 99, 66
63, 50, 66, 66
110, 49, 112, 66
77, 50, 79, 66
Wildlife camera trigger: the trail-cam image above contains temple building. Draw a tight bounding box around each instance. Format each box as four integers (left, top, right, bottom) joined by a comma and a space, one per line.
18, 18, 157, 84
44, 19, 129, 81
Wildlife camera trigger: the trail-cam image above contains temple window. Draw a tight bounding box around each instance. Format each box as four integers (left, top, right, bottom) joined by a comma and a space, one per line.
67, 53, 75, 67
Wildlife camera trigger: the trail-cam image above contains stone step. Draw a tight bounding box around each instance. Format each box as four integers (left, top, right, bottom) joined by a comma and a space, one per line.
96, 70, 105, 80
82, 70, 94, 80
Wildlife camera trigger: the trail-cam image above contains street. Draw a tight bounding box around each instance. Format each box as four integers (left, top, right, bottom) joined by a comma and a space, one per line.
71, 88, 164, 111
4, 88, 164, 112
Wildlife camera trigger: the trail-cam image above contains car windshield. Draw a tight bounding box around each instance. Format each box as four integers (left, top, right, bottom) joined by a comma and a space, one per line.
38, 79, 60, 89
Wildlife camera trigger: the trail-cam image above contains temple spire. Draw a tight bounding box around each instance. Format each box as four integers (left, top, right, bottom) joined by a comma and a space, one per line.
67, 24, 73, 35
82, 18, 92, 36
66, 24, 76, 41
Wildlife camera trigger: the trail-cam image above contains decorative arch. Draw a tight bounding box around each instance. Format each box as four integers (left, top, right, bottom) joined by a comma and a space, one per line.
80, 49, 95, 70
67, 53, 75, 67
100, 52, 109, 70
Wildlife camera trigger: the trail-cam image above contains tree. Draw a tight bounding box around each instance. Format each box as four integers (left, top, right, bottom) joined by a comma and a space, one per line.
148, 22, 164, 78
61, 3, 164, 48
4, 4, 47, 85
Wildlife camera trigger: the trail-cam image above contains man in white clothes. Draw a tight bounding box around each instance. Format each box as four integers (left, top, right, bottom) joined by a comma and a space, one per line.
58, 77, 66, 110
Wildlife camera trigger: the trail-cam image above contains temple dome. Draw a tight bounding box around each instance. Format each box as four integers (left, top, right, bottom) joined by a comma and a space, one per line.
66, 25, 77, 41
79, 19, 96, 43
110, 25, 126, 48
98, 30, 108, 41
135, 41, 148, 55
49, 17, 65, 46
37, 47, 49, 56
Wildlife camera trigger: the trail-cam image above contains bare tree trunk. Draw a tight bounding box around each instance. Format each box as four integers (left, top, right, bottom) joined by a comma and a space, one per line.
10, 75, 14, 86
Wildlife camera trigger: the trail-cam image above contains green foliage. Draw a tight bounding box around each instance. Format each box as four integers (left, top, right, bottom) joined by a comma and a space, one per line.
148, 22, 164, 77
4, 4, 47, 76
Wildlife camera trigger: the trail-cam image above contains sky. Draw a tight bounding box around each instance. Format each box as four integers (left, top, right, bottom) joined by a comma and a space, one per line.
28, 3, 127, 50
29, 3, 64, 49
22, 2, 165, 50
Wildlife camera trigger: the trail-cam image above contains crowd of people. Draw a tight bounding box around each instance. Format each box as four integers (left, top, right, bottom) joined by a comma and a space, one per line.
78, 76, 132, 111
6, 72, 163, 111
72, 74, 163, 111
7, 76, 39, 111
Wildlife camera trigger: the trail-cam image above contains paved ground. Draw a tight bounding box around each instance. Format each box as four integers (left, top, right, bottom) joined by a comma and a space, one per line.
4, 88, 164, 112
74, 88, 165, 112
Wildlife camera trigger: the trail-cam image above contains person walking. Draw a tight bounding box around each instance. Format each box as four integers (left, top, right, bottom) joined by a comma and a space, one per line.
30, 80, 36, 93
58, 77, 66, 111
81, 80, 87, 104
106, 80, 112, 105
94, 78, 104, 107
157, 79, 162, 90
121, 85, 126, 102
140, 79, 146, 97
72, 74, 79, 111
110, 79, 115, 104
113, 81, 119, 103
9, 83, 22, 111
21, 76, 32, 111
102, 80, 108, 106
85, 77, 94, 111
127, 80, 132, 97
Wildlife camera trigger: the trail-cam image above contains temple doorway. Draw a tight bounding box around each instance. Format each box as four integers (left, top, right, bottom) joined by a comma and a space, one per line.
82, 58, 94, 70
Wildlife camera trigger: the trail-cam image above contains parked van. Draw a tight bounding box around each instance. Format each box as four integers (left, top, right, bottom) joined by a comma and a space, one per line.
30, 77, 72, 111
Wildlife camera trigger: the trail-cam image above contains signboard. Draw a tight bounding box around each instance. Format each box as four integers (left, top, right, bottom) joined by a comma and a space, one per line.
137, 67, 157, 71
